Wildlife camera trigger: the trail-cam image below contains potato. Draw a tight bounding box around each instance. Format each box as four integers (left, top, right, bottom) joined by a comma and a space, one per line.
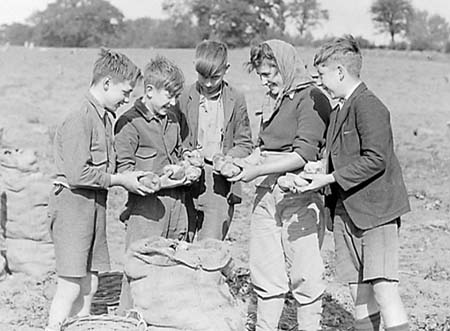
139, 172, 161, 191
293, 175, 309, 187
212, 153, 227, 172
185, 165, 202, 182
277, 175, 295, 192
184, 149, 204, 168
220, 162, 241, 178
163, 164, 185, 180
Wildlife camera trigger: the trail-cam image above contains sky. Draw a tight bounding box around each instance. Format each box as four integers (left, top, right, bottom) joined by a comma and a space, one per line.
1, 0, 449, 44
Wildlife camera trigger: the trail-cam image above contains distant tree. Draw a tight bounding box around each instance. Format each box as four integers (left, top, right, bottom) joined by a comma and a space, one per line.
162, 0, 286, 47
407, 9, 450, 51
0, 23, 33, 45
29, 0, 125, 47
287, 0, 329, 36
371, 0, 413, 45
119, 18, 198, 48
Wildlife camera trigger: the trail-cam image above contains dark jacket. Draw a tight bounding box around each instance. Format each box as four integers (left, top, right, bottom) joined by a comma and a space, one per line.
175, 81, 253, 158
326, 83, 410, 230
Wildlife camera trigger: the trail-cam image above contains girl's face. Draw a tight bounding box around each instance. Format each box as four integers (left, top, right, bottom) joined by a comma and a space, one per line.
255, 59, 284, 96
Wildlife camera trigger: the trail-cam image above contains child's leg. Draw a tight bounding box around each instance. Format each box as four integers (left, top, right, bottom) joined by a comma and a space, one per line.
250, 187, 289, 330
196, 167, 233, 240
48, 276, 82, 329
349, 283, 381, 331
71, 271, 99, 317
372, 279, 408, 329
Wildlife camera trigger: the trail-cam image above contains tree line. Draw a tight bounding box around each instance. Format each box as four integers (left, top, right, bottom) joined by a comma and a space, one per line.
1, 0, 449, 52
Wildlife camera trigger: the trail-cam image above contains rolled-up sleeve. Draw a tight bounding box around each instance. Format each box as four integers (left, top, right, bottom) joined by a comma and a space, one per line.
57, 111, 111, 189
292, 88, 330, 162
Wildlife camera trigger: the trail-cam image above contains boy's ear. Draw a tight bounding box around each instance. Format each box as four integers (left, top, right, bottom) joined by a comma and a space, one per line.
102, 76, 112, 91
337, 65, 345, 81
145, 83, 154, 98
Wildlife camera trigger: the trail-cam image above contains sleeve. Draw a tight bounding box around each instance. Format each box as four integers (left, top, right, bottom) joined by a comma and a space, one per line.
333, 95, 390, 191
292, 88, 330, 162
60, 111, 111, 189
225, 92, 254, 158
114, 115, 139, 173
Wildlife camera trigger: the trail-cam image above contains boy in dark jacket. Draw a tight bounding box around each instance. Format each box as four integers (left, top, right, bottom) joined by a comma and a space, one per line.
301, 35, 410, 331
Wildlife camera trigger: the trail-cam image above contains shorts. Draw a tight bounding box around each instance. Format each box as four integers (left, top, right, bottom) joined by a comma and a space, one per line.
333, 201, 400, 283
124, 188, 187, 249
50, 186, 111, 277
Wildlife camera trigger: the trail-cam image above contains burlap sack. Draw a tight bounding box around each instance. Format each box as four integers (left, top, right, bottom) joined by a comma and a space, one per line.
125, 237, 245, 331
3, 172, 52, 242
6, 238, 54, 278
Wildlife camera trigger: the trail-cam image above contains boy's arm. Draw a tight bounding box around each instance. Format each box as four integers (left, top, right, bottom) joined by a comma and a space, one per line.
225, 93, 254, 158
114, 116, 139, 173
60, 112, 111, 189
332, 95, 390, 191
230, 151, 305, 182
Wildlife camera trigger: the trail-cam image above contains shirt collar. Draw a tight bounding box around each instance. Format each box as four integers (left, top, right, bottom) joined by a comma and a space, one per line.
134, 97, 165, 122
344, 81, 363, 102
86, 91, 107, 119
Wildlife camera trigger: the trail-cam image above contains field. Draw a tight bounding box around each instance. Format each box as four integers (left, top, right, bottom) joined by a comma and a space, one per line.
1, 46, 450, 330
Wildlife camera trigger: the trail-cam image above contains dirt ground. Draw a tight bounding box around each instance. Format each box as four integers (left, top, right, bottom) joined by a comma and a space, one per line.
1, 46, 450, 330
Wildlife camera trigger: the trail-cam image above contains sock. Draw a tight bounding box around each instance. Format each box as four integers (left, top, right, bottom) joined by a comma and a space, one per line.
385, 323, 409, 331
354, 312, 381, 331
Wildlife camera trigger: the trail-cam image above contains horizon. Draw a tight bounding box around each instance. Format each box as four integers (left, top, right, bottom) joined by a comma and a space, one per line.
1, 0, 449, 45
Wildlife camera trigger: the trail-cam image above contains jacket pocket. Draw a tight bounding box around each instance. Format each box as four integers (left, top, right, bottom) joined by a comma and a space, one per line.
91, 150, 107, 166
135, 146, 157, 171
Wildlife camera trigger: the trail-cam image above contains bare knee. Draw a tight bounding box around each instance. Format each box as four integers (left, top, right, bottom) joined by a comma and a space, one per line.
372, 279, 401, 307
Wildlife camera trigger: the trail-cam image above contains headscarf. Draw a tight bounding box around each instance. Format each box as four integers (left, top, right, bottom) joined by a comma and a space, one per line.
261, 40, 314, 120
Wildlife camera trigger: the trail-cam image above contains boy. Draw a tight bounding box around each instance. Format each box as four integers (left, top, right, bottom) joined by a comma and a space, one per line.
114, 55, 187, 312
230, 39, 331, 331
47, 48, 151, 331
300, 35, 411, 331
176, 40, 253, 241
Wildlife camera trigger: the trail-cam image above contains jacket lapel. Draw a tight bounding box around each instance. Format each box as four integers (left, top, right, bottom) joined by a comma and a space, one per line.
222, 83, 235, 127
330, 83, 367, 145
187, 84, 200, 147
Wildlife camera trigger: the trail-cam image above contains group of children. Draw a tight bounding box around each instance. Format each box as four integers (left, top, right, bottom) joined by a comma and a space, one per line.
46, 36, 411, 331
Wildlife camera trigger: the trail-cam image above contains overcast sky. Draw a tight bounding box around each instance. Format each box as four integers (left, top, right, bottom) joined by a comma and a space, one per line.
1, 0, 449, 44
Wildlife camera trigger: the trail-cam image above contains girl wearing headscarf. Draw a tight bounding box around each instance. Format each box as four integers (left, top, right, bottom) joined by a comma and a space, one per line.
230, 40, 331, 331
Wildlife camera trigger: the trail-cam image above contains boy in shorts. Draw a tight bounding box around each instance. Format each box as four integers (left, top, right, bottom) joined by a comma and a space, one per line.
47, 49, 151, 331
176, 40, 253, 241
114, 55, 187, 312
300, 35, 411, 331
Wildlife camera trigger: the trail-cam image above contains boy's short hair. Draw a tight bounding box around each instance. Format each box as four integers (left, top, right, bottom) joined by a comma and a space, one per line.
91, 48, 142, 87
313, 35, 363, 78
194, 40, 228, 77
247, 42, 278, 72
144, 55, 184, 98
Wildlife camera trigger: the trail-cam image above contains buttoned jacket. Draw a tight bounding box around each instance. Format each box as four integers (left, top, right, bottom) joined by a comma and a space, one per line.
325, 83, 410, 229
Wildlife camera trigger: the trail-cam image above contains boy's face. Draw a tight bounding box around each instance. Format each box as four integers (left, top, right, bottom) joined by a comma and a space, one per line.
146, 85, 176, 116
104, 79, 134, 113
255, 60, 284, 96
315, 63, 344, 98
196, 65, 228, 96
